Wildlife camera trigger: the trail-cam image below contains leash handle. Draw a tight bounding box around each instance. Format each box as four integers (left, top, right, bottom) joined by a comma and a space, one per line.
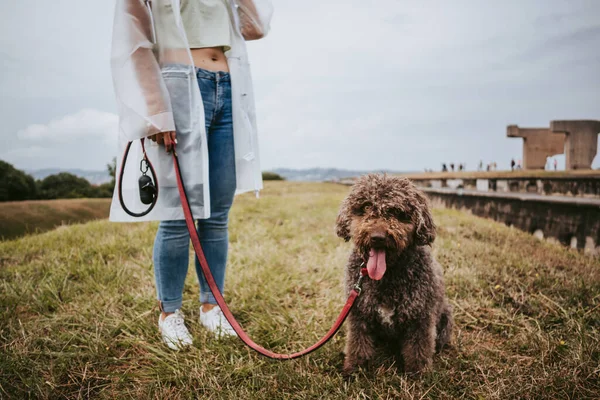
172, 148, 363, 359
117, 139, 159, 218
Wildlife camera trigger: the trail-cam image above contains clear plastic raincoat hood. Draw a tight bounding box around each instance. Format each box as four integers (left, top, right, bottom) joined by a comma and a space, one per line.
109, 0, 272, 222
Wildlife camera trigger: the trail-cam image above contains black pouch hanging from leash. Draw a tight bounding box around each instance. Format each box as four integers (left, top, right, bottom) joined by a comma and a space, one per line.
118, 138, 159, 217
139, 158, 157, 205
139, 175, 157, 205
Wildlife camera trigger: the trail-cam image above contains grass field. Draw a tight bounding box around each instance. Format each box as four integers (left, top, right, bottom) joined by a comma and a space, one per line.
1, 181, 599, 399
0, 198, 111, 241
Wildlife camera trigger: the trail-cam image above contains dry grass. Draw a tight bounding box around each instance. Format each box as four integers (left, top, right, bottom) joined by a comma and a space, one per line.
0, 181, 598, 399
0, 198, 111, 241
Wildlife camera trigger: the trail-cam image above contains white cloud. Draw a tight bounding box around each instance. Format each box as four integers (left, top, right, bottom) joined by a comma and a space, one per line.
17, 109, 118, 144
3, 109, 119, 170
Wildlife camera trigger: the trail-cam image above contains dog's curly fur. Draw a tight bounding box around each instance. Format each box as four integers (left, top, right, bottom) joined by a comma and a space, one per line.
336, 174, 453, 374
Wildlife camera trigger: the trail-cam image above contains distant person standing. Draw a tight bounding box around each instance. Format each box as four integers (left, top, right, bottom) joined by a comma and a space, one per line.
450, 163, 455, 172
517, 159, 522, 170
554, 158, 558, 171
442, 163, 448, 172
511, 158, 515, 171
478, 160, 483, 171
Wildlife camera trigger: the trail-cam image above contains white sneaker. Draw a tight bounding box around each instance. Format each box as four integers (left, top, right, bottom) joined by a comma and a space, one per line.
199, 305, 238, 338
158, 309, 193, 350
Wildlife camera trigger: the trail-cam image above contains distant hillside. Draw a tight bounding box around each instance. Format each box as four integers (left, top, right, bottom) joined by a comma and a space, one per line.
26, 168, 111, 185
271, 168, 415, 182
26, 167, 415, 185
0, 198, 111, 240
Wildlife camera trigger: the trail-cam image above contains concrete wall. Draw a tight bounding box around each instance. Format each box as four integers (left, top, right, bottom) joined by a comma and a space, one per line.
412, 176, 600, 197
424, 188, 600, 252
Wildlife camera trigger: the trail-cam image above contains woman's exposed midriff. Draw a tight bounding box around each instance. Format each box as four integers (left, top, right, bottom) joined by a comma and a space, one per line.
160, 47, 229, 72
190, 47, 229, 71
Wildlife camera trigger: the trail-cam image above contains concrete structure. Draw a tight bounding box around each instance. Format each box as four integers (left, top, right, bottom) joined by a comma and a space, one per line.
410, 174, 600, 197
507, 125, 565, 169
423, 188, 600, 252
551, 120, 600, 170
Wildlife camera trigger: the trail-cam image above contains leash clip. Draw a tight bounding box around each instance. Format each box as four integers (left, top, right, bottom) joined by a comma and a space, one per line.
140, 158, 150, 175
353, 262, 366, 295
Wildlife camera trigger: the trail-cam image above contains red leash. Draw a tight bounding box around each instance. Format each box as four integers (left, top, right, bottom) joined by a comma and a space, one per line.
117, 140, 367, 359
171, 150, 367, 359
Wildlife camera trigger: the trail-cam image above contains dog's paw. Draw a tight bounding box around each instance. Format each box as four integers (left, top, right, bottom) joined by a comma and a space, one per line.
403, 359, 432, 376
341, 368, 356, 381
342, 360, 357, 377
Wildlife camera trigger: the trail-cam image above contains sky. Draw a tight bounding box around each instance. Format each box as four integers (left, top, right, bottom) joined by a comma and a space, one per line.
1, 0, 599, 173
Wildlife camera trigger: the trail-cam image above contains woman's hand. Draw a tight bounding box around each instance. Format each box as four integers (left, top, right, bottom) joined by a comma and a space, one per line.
237, 0, 265, 40
149, 130, 177, 153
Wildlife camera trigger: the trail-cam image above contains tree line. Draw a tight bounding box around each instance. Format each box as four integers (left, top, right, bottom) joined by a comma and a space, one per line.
1, 159, 285, 202
0, 159, 116, 202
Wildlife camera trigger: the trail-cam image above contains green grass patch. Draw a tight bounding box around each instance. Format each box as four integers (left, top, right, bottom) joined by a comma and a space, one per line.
0, 181, 598, 399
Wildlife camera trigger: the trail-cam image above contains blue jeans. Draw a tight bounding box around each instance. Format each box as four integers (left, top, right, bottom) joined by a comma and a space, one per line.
153, 67, 236, 312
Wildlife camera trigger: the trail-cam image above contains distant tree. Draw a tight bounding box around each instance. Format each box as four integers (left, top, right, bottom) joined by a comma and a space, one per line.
0, 160, 37, 201
105, 157, 117, 194
107, 157, 116, 183
262, 171, 285, 181
92, 182, 114, 198
38, 173, 95, 199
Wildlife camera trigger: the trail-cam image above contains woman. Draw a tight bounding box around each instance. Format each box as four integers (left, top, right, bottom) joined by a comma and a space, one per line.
110, 0, 273, 349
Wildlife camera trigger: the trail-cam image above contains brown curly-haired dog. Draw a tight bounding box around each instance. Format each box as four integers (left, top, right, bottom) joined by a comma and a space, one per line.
336, 174, 452, 375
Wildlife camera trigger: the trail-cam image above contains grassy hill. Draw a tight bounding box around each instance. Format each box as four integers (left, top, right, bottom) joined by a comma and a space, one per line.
1, 181, 598, 399
0, 198, 111, 241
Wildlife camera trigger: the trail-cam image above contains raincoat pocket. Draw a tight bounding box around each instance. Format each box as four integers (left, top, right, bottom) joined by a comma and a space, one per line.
161, 67, 194, 138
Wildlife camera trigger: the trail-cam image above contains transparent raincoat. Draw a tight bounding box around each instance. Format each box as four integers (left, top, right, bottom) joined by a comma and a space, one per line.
109, 0, 273, 222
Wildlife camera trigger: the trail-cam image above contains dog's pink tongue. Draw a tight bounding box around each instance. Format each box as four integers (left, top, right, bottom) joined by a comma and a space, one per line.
366, 248, 387, 280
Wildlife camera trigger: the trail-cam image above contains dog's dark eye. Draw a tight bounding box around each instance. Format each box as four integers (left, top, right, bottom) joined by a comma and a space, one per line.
356, 202, 372, 216
390, 208, 410, 221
